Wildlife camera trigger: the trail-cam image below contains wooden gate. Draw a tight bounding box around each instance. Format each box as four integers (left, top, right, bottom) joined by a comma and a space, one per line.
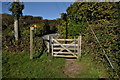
48, 36, 82, 58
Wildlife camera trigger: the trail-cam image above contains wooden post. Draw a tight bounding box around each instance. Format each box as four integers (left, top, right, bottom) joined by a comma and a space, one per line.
74, 36, 76, 54
80, 36, 82, 57
78, 36, 80, 57
30, 26, 34, 59
14, 19, 19, 41
51, 36, 53, 56
49, 36, 52, 55
78, 36, 81, 57
47, 35, 50, 53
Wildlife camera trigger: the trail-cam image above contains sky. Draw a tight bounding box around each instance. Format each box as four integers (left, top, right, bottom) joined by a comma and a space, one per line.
2, 2, 74, 20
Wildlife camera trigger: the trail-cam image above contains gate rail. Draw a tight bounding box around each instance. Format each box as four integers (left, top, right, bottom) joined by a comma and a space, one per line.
46, 35, 82, 58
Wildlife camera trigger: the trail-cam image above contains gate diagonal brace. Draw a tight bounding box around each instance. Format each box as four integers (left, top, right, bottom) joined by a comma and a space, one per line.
55, 39, 77, 55
53, 39, 77, 57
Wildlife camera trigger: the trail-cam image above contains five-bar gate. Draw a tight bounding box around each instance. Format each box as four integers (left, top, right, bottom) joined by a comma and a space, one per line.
47, 36, 82, 58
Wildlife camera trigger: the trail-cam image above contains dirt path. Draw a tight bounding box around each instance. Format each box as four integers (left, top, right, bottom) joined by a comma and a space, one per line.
63, 59, 80, 78
42, 33, 80, 78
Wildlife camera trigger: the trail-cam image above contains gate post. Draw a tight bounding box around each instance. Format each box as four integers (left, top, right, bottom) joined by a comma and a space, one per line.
47, 35, 50, 53
80, 36, 82, 57
78, 36, 81, 57
51, 36, 53, 56
30, 26, 34, 59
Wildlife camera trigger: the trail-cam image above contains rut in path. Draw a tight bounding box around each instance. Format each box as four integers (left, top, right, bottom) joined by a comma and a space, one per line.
63, 59, 80, 78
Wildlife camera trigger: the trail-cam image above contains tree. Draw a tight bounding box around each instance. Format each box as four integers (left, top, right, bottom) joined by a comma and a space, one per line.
61, 13, 68, 39
43, 20, 50, 34
9, 0, 24, 41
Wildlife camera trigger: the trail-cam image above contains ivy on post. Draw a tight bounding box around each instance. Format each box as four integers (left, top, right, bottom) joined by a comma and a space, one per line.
9, 0, 24, 41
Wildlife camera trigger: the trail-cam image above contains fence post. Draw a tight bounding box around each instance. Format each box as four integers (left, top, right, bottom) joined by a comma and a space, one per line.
78, 35, 82, 57
51, 36, 53, 56
80, 35, 82, 57
74, 36, 76, 54
78, 36, 80, 57
47, 35, 50, 53
30, 26, 34, 59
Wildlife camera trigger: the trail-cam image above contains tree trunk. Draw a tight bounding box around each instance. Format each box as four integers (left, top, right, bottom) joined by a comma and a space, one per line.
65, 22, 68, 44
14, 19, 19, 41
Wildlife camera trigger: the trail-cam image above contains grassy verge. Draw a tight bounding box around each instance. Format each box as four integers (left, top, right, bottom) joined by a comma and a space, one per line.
76, 54, 109, 78
2, 50, 67, 78
2, 50, 111, 78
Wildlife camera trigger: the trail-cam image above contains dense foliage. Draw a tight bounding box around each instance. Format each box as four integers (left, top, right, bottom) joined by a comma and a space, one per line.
2, 14, 57, 53
57, 2, 120, 78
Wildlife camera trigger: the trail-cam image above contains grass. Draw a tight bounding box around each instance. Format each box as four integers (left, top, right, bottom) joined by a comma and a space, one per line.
76, 54, 109, 78
2, 50, 110, 78
2, 50, 67, 78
